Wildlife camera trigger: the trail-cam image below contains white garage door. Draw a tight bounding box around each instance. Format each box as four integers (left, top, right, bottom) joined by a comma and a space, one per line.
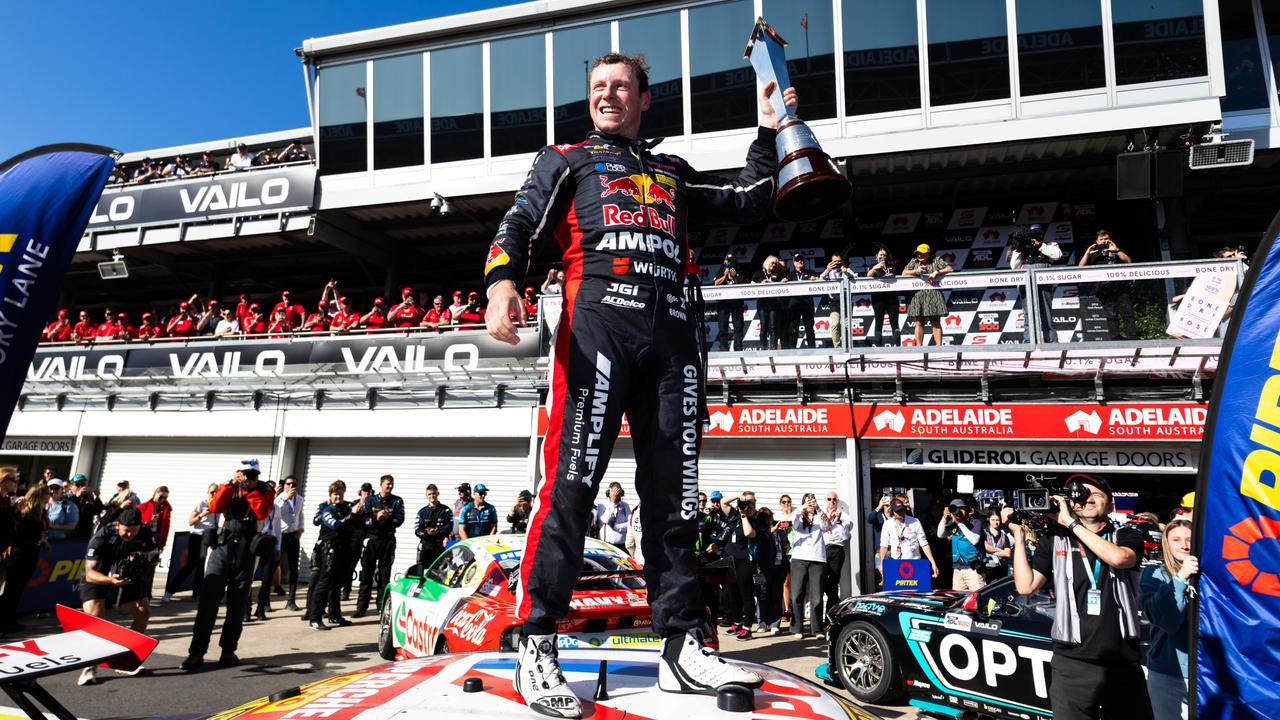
538, 438, 842, 517
303, 439, 531, 577
97, 438, 279, 559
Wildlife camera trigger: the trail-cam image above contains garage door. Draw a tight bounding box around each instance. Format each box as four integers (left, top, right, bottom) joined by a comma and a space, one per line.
303, 439, 531, 577
538, 438, 842, 518
97, 438, 280, 560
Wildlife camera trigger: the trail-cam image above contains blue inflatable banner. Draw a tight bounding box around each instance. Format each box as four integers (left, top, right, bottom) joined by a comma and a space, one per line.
1193, 210, 1280, 719
0, 145, 114, 437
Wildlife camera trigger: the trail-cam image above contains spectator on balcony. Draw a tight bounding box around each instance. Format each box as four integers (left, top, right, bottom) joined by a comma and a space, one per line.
456, 292, 484, 328
235, 294, 251, 329
422, 295, 452, 333
254, 148, 279, 166
72, 311, 95, 342
318, 280, 340, 313
116, 312, 137, 340
214, 306, 240, 337
131, 158, 161, 184
272, 291, 306, 329
388, 288, 423, 328
522, 286, 539, 321
107, 165, 129, 185
166, 302, 198, 338
228, 143, 256, 171
266, 308, 292, 338
330, 296, 362, 333
786, 253, 817, 349
447, 290, 468, 319
714, 253, 746, 352
196, 300, 222, 336
865, 246, 902, 347
818, 253, 849, 348
1079, 229, 1137, 341
95, 308, 123, 341
242, 304, 268, 335
303, 301, 331, 333
161, 155, 191, 179
280, 141, 312, 163
44, 310, 73, 343
1009, 225, 1063, 342
137, 312, 164, 340
903, 244, 951, 347
188, 151, 221, 177
541, 269, 565, 296
753, 255, 788, 350
361, 297, 387, 331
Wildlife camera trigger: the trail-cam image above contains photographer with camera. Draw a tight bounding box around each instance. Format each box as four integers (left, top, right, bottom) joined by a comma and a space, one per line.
78, 507, 158, 685
182, 459, 276, 672
937, 499, 987, 591
788, 492, 832, 638
714, 253, 745, 352
721, 492, 767, 641
1007, 225, 1062, 342
819, 253, 851, 347
1008, 474, 1152, 719
1079, 229, 1138, 340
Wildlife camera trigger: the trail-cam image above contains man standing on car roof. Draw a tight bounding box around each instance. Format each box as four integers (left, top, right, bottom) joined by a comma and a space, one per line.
484, 51, 794, 717
182, 460, 275, 671
354, 474, 404, 618
1008, 474, 1153, 719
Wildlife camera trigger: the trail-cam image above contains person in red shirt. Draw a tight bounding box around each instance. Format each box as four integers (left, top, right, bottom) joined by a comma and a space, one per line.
72, 310, 95, 342
116, 312, 138, 340
137, 312, 165, 340
264, 307, 289, 337
272, 291, 306, 329
167, 302, 198, 338
330, 296, 361, 333
456, 292, 484, 327
138, 486, 173, 553
95, 309, 123, 341
44, 309, 73, 342
235, 294, 251, 329
387, 288, 423, 328
361, 298, 387, 331
522, 286, 539, 321
421, 295, 452, 333
303, 301, 331, 333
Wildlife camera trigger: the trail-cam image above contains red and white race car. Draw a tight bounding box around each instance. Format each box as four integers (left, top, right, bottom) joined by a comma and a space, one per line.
378, 534, 689, 660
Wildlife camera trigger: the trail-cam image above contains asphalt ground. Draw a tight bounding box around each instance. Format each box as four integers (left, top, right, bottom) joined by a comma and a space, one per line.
9, 590, 916, 720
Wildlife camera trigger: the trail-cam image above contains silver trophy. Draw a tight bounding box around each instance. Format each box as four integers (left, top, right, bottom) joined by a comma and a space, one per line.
744, 18, 852, 222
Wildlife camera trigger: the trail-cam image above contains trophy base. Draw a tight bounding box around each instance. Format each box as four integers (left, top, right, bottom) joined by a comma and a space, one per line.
775, 148, 852, 222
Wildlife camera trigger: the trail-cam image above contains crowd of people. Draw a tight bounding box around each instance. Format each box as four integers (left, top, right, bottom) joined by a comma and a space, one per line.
40, 282, 553, 344
105, 141, 313, 186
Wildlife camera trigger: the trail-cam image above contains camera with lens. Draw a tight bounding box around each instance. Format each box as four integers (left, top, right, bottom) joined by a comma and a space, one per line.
722, 256, 737, 270
110, 552, 150, 583
1008, 224, 1045, 256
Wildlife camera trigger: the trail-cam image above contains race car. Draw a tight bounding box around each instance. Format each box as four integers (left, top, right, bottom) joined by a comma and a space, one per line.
824, 577, 1054, 720
377, 534, 668, 661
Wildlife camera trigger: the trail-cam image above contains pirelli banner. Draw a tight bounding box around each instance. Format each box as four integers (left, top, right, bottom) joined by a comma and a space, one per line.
86, 165, 316, 229
533, 401, 1206, 441
25, 330, 539, 385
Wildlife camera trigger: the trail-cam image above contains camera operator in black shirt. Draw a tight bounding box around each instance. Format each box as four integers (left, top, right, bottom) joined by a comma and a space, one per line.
1079, 229, 1138, 340
78, 508, 158, 685
1008, 474, 1152, 720
714, 253, 746, 352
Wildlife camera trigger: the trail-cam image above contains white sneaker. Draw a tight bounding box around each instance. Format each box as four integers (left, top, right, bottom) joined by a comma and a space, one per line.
514, 634, 582, 718
658, 627, 763, 693
77, 666, 99, 686
114, 664, 144, 676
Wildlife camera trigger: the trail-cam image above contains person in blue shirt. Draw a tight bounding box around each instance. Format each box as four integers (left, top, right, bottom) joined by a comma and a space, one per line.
354, 474, 405, 617
45, 479, 80, 540
459, 484, 498, 539
306, 480, 365, 631
1139, 518, 1196, 720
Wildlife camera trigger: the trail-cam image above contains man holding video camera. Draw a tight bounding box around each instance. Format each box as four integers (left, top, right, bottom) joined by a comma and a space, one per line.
1008, 474, 1152, 720
79, 507, 158, 685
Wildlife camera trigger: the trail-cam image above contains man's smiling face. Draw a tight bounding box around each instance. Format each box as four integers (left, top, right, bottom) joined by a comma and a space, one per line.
588, 62, 650, 140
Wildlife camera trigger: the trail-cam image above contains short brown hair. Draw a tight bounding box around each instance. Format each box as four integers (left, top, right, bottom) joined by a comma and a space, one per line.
426, 483, 439, 493
589, 52, 649, 94
329, 480, 346, 495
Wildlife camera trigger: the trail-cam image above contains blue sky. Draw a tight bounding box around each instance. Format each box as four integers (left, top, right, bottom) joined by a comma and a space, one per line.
0, 1, 511, 161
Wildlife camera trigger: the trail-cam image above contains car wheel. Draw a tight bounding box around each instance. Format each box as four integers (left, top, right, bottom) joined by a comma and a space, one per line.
835, 620, 902, 704
377, 600, 397, 661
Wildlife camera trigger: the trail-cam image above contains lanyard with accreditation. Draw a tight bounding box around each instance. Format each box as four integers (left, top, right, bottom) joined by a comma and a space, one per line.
1077, 532, 1108, 616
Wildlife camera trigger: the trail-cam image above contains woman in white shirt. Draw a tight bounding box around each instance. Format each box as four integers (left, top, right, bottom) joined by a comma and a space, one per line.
788, 493, 831, 638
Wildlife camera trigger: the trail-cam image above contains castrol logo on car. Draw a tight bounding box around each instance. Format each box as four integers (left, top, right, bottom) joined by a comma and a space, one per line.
394, 601, 435, 657
446, 607, 497, 647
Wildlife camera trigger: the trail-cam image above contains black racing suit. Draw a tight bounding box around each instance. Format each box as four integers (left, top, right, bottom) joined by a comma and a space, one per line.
308, 500, 360, 624
484, 127, 777, 636
415, 502, 453, 569
356, 492, 404, 614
